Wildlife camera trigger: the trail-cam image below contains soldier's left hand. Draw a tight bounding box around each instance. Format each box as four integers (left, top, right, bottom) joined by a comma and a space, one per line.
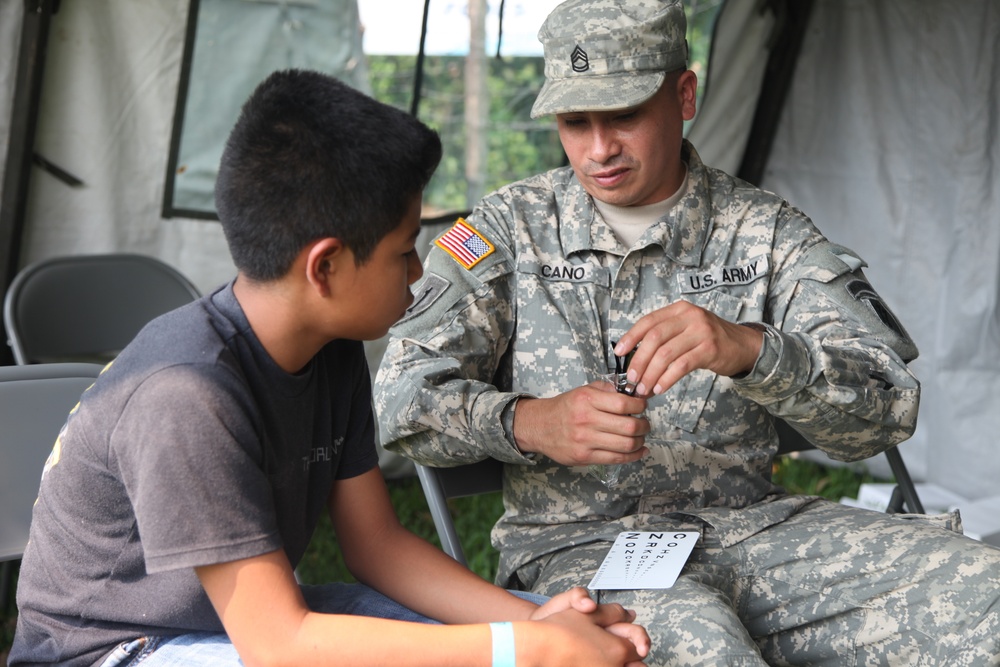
614, 300, 763, 396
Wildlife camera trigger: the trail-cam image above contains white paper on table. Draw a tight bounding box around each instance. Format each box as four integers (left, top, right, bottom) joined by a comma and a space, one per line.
588, 531, 700, 590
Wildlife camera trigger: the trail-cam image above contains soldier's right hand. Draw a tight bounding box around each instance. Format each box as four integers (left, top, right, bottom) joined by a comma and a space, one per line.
512, 382, 649, 466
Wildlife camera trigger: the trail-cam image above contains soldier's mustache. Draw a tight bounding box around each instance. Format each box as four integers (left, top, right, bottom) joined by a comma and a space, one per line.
584, 157, 636, 176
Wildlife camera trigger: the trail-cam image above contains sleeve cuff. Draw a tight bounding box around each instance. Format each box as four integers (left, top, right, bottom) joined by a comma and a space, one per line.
501, 397, 537, 462
473, 392, 538, 464
732, 323, 813, 404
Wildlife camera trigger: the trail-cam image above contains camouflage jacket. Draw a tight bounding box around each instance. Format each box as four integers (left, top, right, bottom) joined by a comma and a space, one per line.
375, 141, 920, 586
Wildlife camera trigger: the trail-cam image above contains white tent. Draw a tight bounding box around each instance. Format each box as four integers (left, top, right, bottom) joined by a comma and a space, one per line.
692, 0, 1000, 499
2, 0, 998, 496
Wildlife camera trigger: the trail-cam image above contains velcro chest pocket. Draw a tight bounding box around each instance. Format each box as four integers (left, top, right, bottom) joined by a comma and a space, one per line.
647, 288, 745, 433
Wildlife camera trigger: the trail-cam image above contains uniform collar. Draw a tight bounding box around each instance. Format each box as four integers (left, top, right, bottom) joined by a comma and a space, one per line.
560, 140, 712, 267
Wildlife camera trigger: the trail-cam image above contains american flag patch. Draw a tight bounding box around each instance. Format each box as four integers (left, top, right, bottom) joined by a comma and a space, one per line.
435, 218, 495, 269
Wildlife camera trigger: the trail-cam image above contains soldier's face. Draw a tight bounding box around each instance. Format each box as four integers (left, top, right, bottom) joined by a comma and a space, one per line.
556, 70, 697, 207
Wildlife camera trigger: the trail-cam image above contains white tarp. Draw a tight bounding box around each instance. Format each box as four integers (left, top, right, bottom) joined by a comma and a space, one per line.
693, 0, 1000, 499
757, 0, 1000, 499
2, 0, 235, 292
686, 0, 773, 175
2, 0, 998, 496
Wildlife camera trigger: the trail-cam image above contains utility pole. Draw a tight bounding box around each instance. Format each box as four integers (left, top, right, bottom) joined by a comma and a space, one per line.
464, 0, 489, 210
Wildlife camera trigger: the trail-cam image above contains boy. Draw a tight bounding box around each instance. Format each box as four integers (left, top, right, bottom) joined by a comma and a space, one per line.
9, 69, 650, 667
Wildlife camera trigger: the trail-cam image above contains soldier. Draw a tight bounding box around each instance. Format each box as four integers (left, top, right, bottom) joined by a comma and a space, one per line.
375, 0, 1000, 665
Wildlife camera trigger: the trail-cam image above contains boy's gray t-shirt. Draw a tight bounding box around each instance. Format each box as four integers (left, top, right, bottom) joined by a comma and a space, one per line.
10, 282, 379, 666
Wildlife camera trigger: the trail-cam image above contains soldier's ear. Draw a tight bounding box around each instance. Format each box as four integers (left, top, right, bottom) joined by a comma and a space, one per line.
678, 70, 698, 121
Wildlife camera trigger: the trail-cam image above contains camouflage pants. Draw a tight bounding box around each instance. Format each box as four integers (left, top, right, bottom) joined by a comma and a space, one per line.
518, 500, 1000, 666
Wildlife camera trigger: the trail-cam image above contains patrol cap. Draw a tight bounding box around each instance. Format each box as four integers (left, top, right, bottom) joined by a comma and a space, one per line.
530, 0, 688, 119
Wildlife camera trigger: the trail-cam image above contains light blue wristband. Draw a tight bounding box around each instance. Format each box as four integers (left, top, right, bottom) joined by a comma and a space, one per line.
489, 621, 516, 667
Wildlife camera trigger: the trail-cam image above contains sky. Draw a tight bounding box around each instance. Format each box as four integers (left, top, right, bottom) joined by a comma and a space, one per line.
357, 0, 563, 56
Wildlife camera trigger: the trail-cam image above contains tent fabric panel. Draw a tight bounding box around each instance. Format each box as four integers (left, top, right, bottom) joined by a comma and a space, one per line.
0, 0, 24, 195
12, 0, 234, 293
172, 0, 369, 214
687, 0, 775, 176
761, 0, 1000, 498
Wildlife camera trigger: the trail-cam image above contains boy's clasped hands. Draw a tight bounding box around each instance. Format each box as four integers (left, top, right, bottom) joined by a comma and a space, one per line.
521, 587, 651, 667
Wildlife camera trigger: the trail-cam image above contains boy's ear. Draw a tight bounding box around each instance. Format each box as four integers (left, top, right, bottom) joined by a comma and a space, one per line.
305, 237, 346, 296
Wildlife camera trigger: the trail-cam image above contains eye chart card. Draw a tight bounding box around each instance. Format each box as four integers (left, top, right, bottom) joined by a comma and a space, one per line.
588, 531, 700, 590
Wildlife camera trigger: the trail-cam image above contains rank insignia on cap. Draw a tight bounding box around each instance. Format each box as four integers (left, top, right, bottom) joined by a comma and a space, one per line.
435, 218, 495, 269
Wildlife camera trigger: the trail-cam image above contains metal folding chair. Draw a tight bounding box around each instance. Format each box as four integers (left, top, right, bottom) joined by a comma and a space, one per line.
416, 458, 504, 567
0, 362, 105, 611
417, 420, 924, 565
4, 253, 201, 365
774, 419, 924, 514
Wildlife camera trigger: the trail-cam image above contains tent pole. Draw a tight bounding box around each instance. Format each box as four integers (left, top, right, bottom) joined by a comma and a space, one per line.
737, 0, 814, 186
409, 0, 431, 118
0, 0, 57, 366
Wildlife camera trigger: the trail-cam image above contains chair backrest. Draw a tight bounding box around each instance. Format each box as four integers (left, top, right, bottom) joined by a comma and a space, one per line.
416, 459, 503, 567
4, 253, 201, 365
774, 418, 924, 514
0, 362, 104, 562
417, 418, 924, 565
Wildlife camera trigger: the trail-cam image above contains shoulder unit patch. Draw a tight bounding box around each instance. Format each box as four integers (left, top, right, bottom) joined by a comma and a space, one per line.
435, 218, 495, 269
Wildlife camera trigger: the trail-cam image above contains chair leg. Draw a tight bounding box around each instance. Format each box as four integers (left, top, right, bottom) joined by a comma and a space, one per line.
886, 485, 906, 514
884, 448, 925, 514
416, 464, 469, 566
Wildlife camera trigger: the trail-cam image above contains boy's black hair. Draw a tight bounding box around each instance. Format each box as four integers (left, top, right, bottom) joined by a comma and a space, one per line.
215, 69, 442, 281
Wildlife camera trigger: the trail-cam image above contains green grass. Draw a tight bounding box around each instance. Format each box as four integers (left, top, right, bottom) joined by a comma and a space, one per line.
297, 476, 505, 586
0, 457, 884, 658
772, 453, 882, 500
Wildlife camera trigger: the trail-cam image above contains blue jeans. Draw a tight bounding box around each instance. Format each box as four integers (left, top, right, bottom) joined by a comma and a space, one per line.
98, 583, 547, 666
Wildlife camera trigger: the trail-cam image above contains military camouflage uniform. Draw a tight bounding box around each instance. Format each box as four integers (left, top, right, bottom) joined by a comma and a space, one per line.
375, 142, 1000, 665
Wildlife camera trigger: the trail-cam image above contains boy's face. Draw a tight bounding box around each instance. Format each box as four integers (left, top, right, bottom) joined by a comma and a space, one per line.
337, 196, 424, 341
